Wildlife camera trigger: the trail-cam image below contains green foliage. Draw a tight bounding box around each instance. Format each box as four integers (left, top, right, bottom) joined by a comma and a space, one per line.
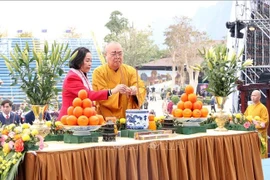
171, 95, 180, 105
104, 10, 129, 42
0, 41, 77, 105
193, 44, 253, 97
166, 87, 172, 92
104, 11, 162, 67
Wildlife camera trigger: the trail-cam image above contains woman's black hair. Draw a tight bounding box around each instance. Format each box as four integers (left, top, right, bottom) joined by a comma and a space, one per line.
69, 47, 91, 69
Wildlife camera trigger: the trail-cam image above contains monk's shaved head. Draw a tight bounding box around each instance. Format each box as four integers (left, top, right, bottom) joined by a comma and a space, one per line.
104, 42, 122, 54
104, 42, 123, 71
251, 90, 261, 104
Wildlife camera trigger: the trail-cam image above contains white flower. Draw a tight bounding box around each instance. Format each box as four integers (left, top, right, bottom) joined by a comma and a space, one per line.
14, 127, 22, 133
260, 122, 265, 128
242, 59, 253, 67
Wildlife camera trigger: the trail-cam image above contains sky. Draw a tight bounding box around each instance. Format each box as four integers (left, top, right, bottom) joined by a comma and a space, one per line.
0, 1, 218, 47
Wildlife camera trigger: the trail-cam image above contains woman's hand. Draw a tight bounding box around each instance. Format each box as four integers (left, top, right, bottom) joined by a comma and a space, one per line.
111, 84, 128, 94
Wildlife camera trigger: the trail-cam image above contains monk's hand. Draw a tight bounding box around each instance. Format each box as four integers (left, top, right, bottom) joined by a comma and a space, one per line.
112, 84, 128, 94
127, 86, 137, 96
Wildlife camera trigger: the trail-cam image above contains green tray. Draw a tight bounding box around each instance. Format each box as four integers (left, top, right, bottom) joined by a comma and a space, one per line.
225, 124, 256, 131
175, 126, 207, 135
44, 134, 64, 141
64, 133, 99, 144
120, 129, 149, 138
203, 123, 217, 129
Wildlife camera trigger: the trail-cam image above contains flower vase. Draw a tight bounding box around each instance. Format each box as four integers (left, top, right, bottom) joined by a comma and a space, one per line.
31, 105, 50, 138
214, 96, 229, 131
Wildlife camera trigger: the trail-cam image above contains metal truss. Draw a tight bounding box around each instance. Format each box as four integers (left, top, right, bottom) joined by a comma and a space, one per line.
238, 0, 270, 85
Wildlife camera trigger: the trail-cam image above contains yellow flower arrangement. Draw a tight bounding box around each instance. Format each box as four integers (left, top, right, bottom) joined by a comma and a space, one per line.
228, 113, 256, 130
0, 123, 43, 180
116, 118, 127, 130
45, 118, 64, 135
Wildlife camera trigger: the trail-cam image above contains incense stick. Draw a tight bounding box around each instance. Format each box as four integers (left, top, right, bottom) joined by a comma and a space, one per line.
136, 68, 141, 109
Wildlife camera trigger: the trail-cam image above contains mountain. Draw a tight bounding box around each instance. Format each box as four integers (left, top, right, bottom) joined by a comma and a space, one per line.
152, 1, 233, 49
192, 1, 233, 40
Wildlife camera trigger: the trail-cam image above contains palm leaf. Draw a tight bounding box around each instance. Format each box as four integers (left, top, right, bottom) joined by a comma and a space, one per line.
5, 152, 26, 180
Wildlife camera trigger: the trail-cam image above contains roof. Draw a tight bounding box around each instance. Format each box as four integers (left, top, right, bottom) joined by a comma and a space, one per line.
136, 58, 173, 70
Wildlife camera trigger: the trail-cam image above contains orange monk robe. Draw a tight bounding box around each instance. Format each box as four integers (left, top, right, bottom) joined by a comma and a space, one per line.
92, 64, 146, 119
244, 102, 269, 158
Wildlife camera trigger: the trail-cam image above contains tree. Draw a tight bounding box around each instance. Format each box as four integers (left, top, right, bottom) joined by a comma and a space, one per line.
104, 11, 128, 43
186, 30, 212, 91
164, 16, 193, 89
164, 16, 213, 92
63, 27, 81, 38
104, 11, 162, 67
118, 26, 161, 66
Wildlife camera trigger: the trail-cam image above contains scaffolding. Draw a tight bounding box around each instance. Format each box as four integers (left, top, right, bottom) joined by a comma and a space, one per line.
241, 0, 270, 85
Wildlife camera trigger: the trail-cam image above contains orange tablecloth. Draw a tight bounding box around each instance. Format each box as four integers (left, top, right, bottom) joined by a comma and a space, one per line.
17, 131, 264, 180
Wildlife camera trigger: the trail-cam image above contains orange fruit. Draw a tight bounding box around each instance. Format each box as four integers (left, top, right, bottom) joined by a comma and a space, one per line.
67, 106, 74, 115
192, 109, 202, 118
60, 115, 68, 125
184, 101, 193, 109
66, 115, 77, 125
180, 93, 188, 102
193, 101, 202, 110
201, 108, 209, 117
73, 106, 83, 118
82, 98, 92, 108
89, 116, 99, 125
78, 89, 88, 100
96, 114, 105, 125
72, 97, 82, 107
183, 109, 192, 118
185, 85, 194, 94
188, 93, 197, 103
148, 114, 155, 121
177, 101, 185, 110
83, 107, 95, 117
174, 109, 183, 117
77, 115, 89, 126
92, 107, 97, 115
197, 101, 203, 107
172, 108, 177, 116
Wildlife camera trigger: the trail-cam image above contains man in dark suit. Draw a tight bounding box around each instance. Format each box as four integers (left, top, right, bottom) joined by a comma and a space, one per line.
24, 111, 51, 125
0, 99, 20, 125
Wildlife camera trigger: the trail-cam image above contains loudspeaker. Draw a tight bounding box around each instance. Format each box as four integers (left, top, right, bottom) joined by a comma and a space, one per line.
258, 72, 270, 84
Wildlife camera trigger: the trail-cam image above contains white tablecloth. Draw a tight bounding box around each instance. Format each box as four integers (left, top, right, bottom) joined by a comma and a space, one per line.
31, 130, 252, 153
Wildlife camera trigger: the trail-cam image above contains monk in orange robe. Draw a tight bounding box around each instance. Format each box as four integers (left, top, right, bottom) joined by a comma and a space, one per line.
244, 90, 269, 158
92, 42, 146, 119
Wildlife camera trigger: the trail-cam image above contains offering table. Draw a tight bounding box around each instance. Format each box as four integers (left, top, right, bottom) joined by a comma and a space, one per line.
17, 130, 263, 180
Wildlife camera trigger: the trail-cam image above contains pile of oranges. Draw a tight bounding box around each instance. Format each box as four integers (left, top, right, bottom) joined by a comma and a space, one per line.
60, 90, 105, 126
172, 85, 209, 118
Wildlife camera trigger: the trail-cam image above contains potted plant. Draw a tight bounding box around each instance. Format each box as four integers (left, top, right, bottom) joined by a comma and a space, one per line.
0, 41, 77, 122
193, 44, 253, 98
191, 44, 253, 131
